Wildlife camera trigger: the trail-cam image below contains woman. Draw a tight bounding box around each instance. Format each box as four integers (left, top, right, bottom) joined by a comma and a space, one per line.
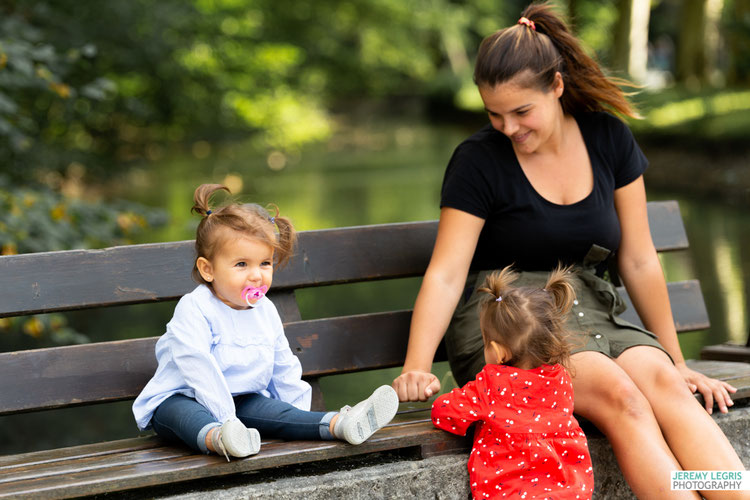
392, 3, 746, 498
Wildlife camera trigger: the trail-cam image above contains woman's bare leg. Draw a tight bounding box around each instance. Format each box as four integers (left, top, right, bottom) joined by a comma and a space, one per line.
570, 351, 700, 499
617, 346, 748, 500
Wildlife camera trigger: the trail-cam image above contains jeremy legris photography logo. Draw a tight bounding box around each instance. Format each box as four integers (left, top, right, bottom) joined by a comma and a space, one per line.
671, 471, 749, 491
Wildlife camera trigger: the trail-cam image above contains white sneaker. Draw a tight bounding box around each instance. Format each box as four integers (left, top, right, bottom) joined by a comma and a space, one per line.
212, 419, 260, 461
333, 385, 399, 445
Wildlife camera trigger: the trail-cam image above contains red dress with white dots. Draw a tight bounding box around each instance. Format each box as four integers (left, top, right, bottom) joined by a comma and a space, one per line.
432, 363, 593, 499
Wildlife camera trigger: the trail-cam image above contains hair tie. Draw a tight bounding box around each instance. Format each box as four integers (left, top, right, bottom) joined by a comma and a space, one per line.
206, 209, 212, 216
518, 17, 536, 31
495, 296, 503, 302
269, 216, 275, 225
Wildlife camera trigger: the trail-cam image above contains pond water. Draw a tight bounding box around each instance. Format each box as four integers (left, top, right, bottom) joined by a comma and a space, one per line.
2, 120, 749, 455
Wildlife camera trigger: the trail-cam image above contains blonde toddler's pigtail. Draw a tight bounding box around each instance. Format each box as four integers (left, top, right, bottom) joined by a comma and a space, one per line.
267, 204, 297, 268
478, 265, 518, 304
544, 264, 577, 317
192, 184, 230, 217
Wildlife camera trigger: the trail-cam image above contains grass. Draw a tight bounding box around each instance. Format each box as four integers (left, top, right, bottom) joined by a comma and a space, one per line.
628, 87, 750, 141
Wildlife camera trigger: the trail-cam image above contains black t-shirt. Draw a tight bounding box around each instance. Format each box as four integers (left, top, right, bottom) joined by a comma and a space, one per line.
440, 112, 648, 272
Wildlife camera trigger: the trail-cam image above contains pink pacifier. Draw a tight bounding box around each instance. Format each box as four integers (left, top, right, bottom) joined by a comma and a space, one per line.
242, 285, 268, 306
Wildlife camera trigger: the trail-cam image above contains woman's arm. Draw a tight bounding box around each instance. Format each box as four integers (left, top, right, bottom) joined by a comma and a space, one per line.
614, 176, 735, 413
392, 207, 485, 402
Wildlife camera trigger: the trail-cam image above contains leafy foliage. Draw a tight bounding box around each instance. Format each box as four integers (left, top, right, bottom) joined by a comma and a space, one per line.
0, 177, 167, 255
0, 0, 521, 181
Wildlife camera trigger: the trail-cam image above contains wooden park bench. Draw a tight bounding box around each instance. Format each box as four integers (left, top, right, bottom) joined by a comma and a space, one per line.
1, 200, 749, 499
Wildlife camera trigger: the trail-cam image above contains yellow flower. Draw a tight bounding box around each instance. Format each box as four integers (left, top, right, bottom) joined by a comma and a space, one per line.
49, 82, 71, 99
0, 318, 11, 331
50, 204, 67, 221
49, 315, 65, 331
1, 243, 17, 255
23, 194, 36, 207
23, 317, 45, 338
117, 213, 133, 231
117, 213, 146, 233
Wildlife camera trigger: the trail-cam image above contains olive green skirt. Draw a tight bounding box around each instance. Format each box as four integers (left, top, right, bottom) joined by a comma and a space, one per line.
444, 267, 671, 387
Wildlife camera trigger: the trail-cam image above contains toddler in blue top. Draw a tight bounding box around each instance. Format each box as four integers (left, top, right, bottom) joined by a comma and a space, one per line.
133, 183, 399, 460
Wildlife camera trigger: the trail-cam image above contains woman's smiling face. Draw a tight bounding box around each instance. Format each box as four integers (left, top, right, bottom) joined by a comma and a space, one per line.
479, 71, 564, 155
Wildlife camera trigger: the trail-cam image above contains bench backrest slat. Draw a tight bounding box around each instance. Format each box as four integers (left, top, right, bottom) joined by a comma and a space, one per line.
617, 279, 709, 331
0, 222, 437, 317
0, 201, 686, 318
0, 280, 706, 415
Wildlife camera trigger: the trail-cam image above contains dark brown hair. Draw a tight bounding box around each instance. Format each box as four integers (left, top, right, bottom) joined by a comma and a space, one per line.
474, 1, 637, 118
190, 184, 296, 285
478, 264, 577, 369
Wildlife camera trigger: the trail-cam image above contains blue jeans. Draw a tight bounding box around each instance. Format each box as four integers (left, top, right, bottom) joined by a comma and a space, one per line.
151, 393, 336, 453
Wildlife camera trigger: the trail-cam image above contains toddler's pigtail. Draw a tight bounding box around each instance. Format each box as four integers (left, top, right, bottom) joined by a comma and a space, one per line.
538, 264, 577, 370
543, 264, 577, 317
192, 184, 230, 217
267, 204, 297, 268
477, 265, 518, 304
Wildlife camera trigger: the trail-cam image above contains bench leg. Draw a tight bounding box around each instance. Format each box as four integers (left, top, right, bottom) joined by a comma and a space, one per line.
309, 378, 326, 412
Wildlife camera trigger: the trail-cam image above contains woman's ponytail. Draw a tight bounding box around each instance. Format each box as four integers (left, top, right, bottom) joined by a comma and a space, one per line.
475, 1, 637, 119
521, 3, 637, 118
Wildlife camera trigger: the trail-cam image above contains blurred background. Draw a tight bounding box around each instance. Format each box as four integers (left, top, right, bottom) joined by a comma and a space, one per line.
1, 0, 749, 454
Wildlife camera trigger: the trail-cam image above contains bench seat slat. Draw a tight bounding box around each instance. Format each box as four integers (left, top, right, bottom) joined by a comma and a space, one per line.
0, 445, 192, 486
0, 421, 468, 500
701, 344, 750, 363
683, 359, 750, 379
0, 436, 162, 469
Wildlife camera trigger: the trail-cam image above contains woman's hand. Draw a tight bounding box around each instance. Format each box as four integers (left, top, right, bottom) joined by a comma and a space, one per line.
676, 362, 736, 414
392, 370, 440, 402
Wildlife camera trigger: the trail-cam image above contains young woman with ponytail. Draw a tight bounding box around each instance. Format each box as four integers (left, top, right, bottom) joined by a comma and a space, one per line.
432, 265, 593, 499
395, 2, 746, 498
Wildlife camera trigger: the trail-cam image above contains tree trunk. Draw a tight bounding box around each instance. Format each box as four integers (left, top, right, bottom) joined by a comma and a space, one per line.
567, 0, 579, 34
676, 0, 707, 86
704, 0, 725, 85
727, 0, 750, 84
613, 0, 651, 83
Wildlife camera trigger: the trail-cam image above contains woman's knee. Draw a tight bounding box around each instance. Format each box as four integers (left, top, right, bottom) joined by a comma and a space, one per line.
580, 376, 653, 427
649, 364, 692, 397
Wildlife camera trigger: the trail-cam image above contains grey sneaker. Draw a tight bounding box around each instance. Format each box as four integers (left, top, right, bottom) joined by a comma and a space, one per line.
212, 419, 260, 461
334, 385, 399, 445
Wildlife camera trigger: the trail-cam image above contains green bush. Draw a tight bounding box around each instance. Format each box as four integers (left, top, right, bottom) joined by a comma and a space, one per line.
0, 178, 167, 255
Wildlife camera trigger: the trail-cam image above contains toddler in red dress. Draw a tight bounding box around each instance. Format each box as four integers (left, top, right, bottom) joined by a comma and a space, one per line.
432, 265, 594, 499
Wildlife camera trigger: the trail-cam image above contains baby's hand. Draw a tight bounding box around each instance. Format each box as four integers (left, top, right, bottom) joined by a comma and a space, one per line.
392, 370, 440, 402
